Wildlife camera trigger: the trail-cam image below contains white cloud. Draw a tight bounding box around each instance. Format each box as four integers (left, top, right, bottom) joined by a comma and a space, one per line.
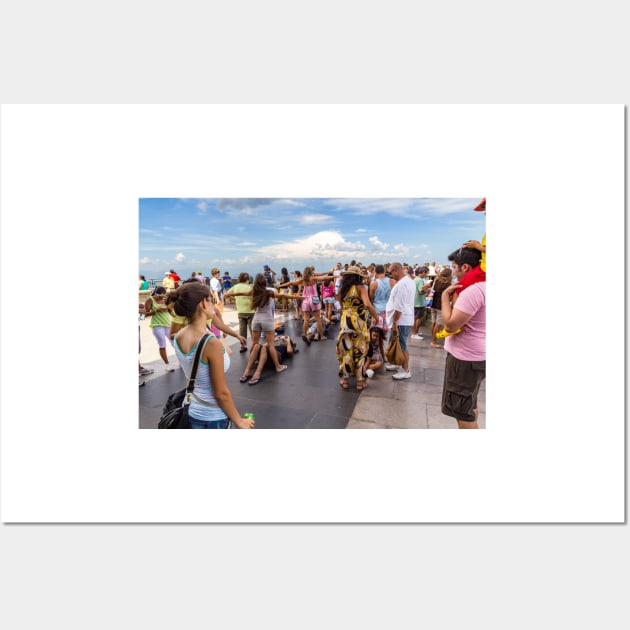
300, 213, 334, 225
368, 235, 389, 250
197, 201, 208, 213
216, 198, 305, 213
238, 242, 257, 247
175, 252, 186, 263
257, 230, 366, 262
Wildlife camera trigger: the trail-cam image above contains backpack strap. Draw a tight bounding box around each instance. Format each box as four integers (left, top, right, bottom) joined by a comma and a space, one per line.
185, 333, 211, 398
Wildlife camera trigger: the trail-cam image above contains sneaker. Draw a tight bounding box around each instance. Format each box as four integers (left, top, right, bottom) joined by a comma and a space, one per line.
164, 363, 176, 372
139, 367, 154, 376
393, 371, 411, 380
385, 363, 401, 371
410, 333, 424, 340
366, 368, 375, 379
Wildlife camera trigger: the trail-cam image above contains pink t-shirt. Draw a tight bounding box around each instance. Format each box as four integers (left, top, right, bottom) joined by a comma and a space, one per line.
445, 282, 485, 361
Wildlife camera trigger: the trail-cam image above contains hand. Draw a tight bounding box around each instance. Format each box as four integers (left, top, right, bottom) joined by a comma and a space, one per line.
235, 416, 255, 429
443, 284, 462, 296
463, 239, 482, 251
237, 334, 247, 346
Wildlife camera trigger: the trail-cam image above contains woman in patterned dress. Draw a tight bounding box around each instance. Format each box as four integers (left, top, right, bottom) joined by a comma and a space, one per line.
336, 266, 379, 391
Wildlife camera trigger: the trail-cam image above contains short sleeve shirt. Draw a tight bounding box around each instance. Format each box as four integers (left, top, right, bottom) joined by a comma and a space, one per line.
445, 282, 486, 361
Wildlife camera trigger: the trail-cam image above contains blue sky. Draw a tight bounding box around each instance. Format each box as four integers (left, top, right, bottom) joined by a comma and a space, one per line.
139, 198, 485, 280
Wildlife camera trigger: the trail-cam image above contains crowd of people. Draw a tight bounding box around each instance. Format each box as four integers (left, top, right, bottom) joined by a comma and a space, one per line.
139, 199, 486, 430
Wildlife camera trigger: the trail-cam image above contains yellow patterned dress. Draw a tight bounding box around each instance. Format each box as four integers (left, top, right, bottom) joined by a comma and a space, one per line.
336, 284, 370, 379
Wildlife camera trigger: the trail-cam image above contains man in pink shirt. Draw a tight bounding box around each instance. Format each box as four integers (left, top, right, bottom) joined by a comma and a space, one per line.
440, 247, 486, 429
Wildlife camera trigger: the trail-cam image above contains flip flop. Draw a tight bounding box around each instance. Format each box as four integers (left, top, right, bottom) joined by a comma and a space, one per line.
356, 382, 367, 391
339, 380, 349, 390
240, 374, 251, 383
248, 376, 262, 386
276, 365, 288, 373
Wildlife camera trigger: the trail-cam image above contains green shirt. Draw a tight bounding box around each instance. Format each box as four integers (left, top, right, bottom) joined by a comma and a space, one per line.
149, 297, 172, 327
227, 283, 255, 313
414, 277, 427, 308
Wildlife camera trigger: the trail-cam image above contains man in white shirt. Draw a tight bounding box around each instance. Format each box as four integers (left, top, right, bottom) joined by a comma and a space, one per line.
385, 261, 416, 379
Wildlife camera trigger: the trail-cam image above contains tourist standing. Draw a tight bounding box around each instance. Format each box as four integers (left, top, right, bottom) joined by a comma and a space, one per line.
210, 268, 224, 313
410, 266, 429, 339
384, 262, 415, 380
369, 264, 395, 333
336, 265, 378, 391
170, 282, 254, 429
440, 255, 486, 429
144, 287, 176, 371
225, 272, 256, 353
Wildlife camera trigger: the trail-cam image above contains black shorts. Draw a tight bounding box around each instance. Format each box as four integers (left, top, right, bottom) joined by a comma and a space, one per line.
414, 306, 426, 320
441, 352, 486, 422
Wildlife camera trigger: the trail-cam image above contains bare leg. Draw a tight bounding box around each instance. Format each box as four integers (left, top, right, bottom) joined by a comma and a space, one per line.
159, 347, 169, 364
457, 408, 479, 429
241, 344, 261, 379
251, 329, 262, 349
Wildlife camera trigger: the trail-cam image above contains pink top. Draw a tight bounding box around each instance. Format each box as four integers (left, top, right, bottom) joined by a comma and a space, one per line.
445, 282, 485, 361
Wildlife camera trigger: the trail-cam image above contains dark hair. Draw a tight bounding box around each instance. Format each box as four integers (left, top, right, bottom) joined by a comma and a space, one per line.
339, 272, 362, 300
448, 247, 481, 269
369, 326, 385, 340
166, 281, 210, 318
238, 272, 250, 283
251, 274, 272, 310
375, 264, 385, 274
152, 286, 167, 296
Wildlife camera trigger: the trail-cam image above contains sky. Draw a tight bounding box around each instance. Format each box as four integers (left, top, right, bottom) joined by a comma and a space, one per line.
139, 197, 486, 281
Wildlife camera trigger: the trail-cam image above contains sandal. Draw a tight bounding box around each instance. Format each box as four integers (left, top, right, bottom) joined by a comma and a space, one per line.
239, 374, 251, 383
275, 365, 288, 373
356, 381, 367, 392
339, 380, 349, 390
248, 376, 262, 386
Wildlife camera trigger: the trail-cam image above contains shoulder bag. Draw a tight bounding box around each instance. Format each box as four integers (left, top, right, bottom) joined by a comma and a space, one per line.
158, 333, 210, 429
385, 329, 405, 366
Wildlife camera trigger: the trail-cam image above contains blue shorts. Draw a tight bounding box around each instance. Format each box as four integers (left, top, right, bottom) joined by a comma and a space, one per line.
397, 325, 411, 351
189, 416, 229, 429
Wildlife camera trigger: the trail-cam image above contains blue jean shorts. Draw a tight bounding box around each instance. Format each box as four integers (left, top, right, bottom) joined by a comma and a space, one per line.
189, 416, 230, 429
397, 325, 411, 351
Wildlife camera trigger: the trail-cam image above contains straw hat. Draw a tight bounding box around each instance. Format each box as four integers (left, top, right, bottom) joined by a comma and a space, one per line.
341, 265, 362, 275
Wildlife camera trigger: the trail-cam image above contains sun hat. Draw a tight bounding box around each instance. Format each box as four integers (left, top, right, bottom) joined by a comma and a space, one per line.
341, 265, 362, 275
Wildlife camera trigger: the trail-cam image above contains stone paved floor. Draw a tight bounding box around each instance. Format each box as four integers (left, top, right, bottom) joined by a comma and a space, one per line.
138, 304, 485, 429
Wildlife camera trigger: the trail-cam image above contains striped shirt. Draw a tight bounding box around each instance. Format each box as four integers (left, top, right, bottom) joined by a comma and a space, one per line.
174, 335, 230, 422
